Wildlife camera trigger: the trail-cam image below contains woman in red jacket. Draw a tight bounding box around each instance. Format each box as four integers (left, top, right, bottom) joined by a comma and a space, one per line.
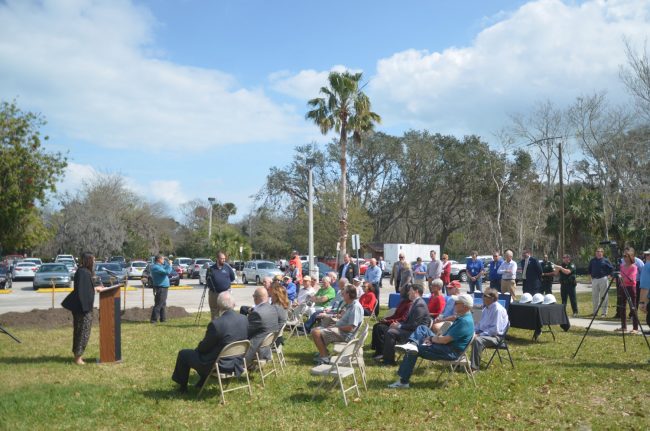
359, 281, 378, 316
427, 278, 446, 319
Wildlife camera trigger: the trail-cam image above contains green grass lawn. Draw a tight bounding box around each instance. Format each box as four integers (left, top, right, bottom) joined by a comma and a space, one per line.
1, 292, 649, 430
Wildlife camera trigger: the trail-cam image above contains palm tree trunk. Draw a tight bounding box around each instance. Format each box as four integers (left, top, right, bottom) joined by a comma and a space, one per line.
338, 122, 348, 265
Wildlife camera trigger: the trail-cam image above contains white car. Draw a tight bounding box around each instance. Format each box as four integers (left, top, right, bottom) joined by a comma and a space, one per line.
21, 258, 43, 270
242, 260, 283, 285
12, 261, 38, 280
127, 261, 148, 279
55, 254, 75, 262
450, 256, 492, 282
198, 262, 214, 285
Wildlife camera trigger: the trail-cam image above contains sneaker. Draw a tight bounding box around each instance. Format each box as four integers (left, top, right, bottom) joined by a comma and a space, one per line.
395, 342, 418, 355
388, 380, 409, 389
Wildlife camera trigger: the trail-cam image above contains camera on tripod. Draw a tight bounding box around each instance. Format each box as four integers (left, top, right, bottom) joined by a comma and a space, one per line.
599, 239, 620, 263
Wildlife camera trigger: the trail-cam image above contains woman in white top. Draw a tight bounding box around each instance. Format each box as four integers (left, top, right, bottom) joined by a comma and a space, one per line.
497, 249, 518, 300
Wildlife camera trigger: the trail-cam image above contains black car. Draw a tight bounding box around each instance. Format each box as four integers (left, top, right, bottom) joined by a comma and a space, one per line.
0, 265, 12, 290
94, 262, 128, 286
141, 264, 180, 288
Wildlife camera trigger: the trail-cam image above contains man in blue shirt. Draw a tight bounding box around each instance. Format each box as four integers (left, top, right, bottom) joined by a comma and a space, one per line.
466, 251, 484, 293
388, 293, 475, 389
488, 251, 504, 292
364, 258, 382, 316
282, 275, 297, 302
207, 252, 236, 319
150, 255, 175, 323
588, 247, 614, 317
412, 257, 428, 284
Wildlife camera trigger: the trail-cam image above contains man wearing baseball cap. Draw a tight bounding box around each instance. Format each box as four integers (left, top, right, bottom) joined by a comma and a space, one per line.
389, 293, 475, 389
430, 280, 461, 334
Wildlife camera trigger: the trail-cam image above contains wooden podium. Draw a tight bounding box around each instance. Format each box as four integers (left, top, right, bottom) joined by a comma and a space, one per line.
99, 284, 122, 363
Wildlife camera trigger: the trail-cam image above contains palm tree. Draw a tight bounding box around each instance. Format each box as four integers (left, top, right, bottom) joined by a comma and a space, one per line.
306, 71, 381, 263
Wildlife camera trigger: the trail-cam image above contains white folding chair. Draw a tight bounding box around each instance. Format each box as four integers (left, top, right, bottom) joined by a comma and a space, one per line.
310, 338, 360, 406
197, 340, 252, 404
272, 323, 287, 372
286, 304, 308, 338
332, 322, 370, 390
253, 332, 278, 388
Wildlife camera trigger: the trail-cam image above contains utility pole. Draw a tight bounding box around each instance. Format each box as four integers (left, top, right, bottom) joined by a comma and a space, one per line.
306, 157, 317, 281
207, 197, 216, 250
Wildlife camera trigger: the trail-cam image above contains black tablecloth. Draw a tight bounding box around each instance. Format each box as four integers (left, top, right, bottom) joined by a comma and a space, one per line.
508, 303, 570, 338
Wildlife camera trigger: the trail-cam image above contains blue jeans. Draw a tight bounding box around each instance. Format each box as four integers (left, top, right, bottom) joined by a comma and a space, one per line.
468, 278, 482, 293
408, 325, 435, 344
398, 342, 459, 383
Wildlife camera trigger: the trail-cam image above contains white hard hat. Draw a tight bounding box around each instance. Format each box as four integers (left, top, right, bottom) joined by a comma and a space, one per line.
543, 294, 557, 304
519, 293, 533, 303
531, 293, 545, 304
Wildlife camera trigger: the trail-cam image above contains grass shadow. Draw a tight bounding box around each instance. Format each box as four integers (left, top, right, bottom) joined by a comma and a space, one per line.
561, 361, 650, 370
141, 387, 192, 401
0, 355, 79, 364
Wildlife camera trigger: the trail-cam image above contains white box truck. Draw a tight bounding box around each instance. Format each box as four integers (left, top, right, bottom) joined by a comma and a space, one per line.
383, 243, 440, 276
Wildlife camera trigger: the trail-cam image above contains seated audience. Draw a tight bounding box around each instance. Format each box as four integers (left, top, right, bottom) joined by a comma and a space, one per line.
244, 287, 280, 366
295, 275, 315, 305
382, 283, 431, 366
428, 278, 446, 319
371, 290, 412, 359
470, 288, 509, 371
388, 294, 475, 389
171, 292, 247, 392
352, 277, 364, 297
359, 281, 378, 316
311, 285, 364, 364
282, 275, 297, 303
270, 281, 289, 345
431, 280, 461, 334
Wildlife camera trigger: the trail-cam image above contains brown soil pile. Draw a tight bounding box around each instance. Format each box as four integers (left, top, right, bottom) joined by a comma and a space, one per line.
0, 306, 190, 329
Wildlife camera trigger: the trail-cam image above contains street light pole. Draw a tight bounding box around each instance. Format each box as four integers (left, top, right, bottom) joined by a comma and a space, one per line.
306, 157, 317, 280
207, 197, 216, 250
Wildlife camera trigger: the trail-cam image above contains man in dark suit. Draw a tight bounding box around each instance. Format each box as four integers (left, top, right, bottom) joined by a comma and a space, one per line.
338, 254, 359, 282
244, 287, 280, 366
382, 283, 431, 365
172, 292, 247, 392
520, 248, 542, 295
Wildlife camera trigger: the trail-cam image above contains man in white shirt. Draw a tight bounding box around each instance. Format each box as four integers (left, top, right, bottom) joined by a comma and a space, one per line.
296, 275, 315, 305
497, 249, 518, 300
470, 288, 509, 371
426, 250, 442, 288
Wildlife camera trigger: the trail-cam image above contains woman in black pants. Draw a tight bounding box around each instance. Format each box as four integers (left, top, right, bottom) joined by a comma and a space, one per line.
62, 252, 104, 365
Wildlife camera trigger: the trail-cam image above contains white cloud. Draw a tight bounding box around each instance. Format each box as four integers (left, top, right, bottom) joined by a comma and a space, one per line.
148, 180, 184, 207
269, 65, 361, 101
56, 162, 99, 195
368, 0, 650, 138
0, 0, 306, 151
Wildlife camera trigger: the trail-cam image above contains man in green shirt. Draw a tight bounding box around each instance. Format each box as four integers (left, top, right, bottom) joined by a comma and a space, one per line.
555, 254, 578, 317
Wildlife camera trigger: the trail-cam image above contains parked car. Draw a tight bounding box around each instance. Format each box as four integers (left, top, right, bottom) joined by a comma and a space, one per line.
0, 265, 12, 289
57, 259, 77, 276
21, 258, 43, 270
172, 257, 192, 278
198, 262, 211, 285
127, 261, 148, 279
55, 254, 75, 262
109, 256, 127, 268
242, 260, 283, 285
230, 260, 245, 271
94, 262, 128, 286
301, 261, 334, 281
354, 258, 369, 276
33, 263, 72, 290
12, 261, 38, 281
141, 263, 180, 288
187, 258, 213, 278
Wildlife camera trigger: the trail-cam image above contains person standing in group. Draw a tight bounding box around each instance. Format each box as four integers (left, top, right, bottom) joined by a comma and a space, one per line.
617, 247, 644, 318
588, 247, 614, 318
617, 250, 640, 334
364, 258, 382, 316
541, 253, 555, 295
520, 248, 542, 295
378, 256, 386, 276
390, 254, 405, 293
61, 252, 105, 365
555, 254, 578, 317
150, 254, 175, 323
466, 251, 484, 294
426, 250, 442, 288
206, 252, 236, 320
639, 250, 650, 332
412, 257, 427, 286
440, 254, 451, 290
338, 254, 358, 282
488, 251, 504, 292
497, 249, 517, 300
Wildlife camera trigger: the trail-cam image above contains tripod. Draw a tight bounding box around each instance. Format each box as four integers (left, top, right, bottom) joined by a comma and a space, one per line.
573, 271, 650, 358
195, 283, 209, 326
0, 324, 21, 343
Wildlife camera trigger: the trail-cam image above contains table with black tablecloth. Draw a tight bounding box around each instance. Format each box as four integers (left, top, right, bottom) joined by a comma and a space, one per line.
508, 303, 570, 340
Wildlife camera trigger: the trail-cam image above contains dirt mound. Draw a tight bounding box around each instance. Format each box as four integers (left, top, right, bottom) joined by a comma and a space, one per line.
0, 306, 190, 329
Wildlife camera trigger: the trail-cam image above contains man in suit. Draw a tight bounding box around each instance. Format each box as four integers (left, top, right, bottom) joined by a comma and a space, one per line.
244, 287, 280, 366
171, 292, 247, 392
520, 248, 542, 295
390, 254, 405, 293
382, 283, 431, 365
338, 254, 358, 282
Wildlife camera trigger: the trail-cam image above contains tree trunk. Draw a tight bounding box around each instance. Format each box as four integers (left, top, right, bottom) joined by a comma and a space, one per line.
338, 121, 348, 265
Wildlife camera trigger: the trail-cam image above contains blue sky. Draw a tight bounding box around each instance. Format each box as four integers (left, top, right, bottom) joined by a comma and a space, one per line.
0, 0, 647, 221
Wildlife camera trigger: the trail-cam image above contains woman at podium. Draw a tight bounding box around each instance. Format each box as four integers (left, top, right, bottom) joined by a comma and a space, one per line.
62, 252, 104, 365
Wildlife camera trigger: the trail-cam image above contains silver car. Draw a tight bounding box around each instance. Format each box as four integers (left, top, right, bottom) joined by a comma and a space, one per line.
242, 260, 282, 285
127, 261, 148, 279
198, 261, 215, 285
12, 261, 38, 280
33, 263, 72, 289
